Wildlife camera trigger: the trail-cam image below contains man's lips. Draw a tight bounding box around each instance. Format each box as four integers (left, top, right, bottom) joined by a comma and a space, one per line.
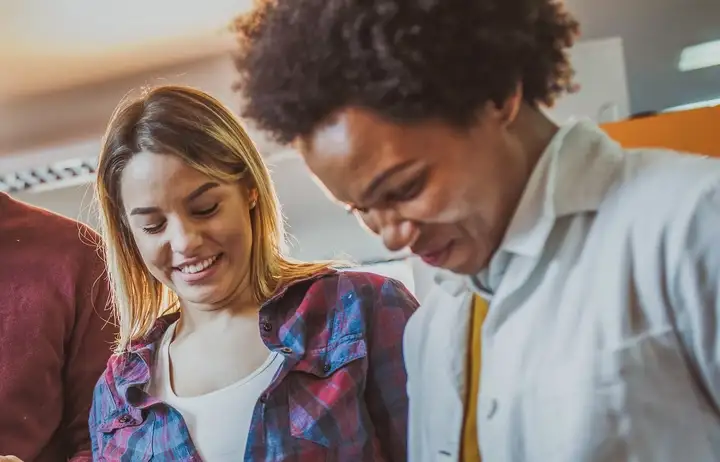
413, 240, 455, 266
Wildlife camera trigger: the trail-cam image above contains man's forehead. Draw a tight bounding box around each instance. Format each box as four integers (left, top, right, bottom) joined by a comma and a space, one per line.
303, 108, 421, 198
304, 112, 376, 178
310, 115, 354, 159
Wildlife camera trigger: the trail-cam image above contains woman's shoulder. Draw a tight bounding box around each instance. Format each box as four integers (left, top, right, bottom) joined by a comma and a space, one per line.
300, 269, 418, 307
278, 269, 418, 339
94, 314, 178, 395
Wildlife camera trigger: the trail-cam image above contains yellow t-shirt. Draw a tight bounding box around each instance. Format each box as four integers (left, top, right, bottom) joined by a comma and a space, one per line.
460, 295, 489, 461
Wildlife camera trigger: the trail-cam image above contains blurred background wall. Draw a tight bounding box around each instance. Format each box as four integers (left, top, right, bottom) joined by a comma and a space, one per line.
1, 0, 719, 298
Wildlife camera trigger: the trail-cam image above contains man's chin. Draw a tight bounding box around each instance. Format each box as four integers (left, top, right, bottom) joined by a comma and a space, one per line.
433, 252, 483, 275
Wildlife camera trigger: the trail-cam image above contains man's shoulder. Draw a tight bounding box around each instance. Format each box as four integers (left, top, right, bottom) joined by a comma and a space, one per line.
601, 151, 720, 233
619, 149, 720, 205
590, 151, 720, 285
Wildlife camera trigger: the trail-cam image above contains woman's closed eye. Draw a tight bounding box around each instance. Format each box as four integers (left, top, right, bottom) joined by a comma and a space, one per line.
140, 204, 219, 234
142, 221, 165, 234
194, 203, 219, 216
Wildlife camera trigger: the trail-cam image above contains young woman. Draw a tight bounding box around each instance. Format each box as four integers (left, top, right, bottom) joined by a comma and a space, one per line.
233, 1, 720, 461
89, 85, 417, 461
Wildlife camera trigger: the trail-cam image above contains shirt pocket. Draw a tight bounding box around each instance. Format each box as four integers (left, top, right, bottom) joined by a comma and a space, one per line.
288, 336, 369, 450
598, 328, 720, 460
518, 374, 623, 462
521, 328, 720, 462
96, 412, 154, 462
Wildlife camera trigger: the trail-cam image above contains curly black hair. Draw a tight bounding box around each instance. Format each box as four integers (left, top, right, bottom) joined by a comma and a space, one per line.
233, 0, 579, 145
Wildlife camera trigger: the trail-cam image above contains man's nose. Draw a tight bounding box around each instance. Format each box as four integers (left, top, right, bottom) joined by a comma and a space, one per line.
365, 209, 418, 252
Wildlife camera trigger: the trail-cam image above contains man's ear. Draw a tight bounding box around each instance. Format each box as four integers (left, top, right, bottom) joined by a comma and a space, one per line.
498, 81, 523, 127
479, 82, 523, 128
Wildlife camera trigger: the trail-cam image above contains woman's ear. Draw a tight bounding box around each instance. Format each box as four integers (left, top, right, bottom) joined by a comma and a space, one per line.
248, 188, 259, 209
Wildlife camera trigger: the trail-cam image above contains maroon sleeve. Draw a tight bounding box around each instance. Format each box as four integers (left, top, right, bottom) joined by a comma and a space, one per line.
64, 237, 117, 461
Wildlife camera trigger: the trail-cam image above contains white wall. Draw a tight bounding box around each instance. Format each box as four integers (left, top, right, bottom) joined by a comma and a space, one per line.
13, 183, 98, 227
546, 37, 631, 123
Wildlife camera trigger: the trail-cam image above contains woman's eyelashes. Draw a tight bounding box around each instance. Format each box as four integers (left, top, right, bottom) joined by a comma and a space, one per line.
139, 203, 220, 235
142, 222, 165, 235
195, 203, 219, 216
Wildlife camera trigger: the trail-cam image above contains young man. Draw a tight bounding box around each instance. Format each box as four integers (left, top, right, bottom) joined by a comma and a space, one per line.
232, 0, 720, 461
0, 193, 116, 461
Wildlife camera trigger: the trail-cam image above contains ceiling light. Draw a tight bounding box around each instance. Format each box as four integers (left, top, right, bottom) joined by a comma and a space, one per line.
664, 97, 720, 112
679, 40, 720, 72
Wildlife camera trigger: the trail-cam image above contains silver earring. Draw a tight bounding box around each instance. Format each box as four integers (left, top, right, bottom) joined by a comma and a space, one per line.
250, 200, 257, 209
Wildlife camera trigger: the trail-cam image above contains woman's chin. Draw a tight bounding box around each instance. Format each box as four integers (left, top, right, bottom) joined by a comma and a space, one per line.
177, 287, 230, 310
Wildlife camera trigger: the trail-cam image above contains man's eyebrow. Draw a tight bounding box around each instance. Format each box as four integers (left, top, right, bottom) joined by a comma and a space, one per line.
360, 160, 415, 202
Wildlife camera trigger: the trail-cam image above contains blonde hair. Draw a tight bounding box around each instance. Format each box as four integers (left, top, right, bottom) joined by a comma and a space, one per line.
96, 85, 335, 353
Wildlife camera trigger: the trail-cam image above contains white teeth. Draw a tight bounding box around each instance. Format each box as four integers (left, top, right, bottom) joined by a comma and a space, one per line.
179, 256, 218, 274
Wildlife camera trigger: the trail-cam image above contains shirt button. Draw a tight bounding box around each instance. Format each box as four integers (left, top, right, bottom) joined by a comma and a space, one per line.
118, 415, 131, 424
323, 364, 331, 373
261, 322, 272, 332
486, 399, 498, 419
280, 347, 293, 354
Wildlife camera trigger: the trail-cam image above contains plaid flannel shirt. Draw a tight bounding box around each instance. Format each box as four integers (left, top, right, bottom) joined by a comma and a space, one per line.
89, 270, 418, 461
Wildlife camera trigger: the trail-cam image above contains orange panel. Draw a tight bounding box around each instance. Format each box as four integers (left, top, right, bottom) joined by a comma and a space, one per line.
601, 106, 720, 157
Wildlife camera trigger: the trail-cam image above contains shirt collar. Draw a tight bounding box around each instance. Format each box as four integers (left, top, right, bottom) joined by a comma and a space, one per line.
467, 120, 625, 295
107, 269, 338, 409
125, 268, 337, 355
498, 119, 625, 258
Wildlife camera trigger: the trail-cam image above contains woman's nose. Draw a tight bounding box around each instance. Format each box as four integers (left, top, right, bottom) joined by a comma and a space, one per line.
169, 221, 203, 255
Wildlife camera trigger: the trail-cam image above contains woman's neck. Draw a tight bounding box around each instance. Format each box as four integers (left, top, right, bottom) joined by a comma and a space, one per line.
176, 296, 261, 337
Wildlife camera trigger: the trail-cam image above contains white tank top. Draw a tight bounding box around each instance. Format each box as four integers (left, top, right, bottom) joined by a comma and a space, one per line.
147, 322, 283, 461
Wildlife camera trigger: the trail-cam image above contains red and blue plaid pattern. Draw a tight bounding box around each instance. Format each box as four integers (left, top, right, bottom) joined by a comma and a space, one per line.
89, 271, 417, 461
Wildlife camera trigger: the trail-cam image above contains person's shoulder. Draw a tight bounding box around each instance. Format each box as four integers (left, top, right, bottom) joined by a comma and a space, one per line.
93, 352, 131, 405
288, 269, 417, 334
603, 150, 720, 229
599, 150, 720, 270
91, 349, 146, 429
95, 316, 177, 403
620, 149, 720, 206
2, 194, 102, 253
306, 269, 417, 306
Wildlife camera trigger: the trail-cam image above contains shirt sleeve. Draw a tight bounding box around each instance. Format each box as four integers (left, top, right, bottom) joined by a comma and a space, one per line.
64, 242, 117, 461
669, 182, 720, 414
87, 367, 112, 459
365, 276, 419, 462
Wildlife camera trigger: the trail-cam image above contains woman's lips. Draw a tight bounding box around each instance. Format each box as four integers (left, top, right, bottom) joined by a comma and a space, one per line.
174, 253, 224, 284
